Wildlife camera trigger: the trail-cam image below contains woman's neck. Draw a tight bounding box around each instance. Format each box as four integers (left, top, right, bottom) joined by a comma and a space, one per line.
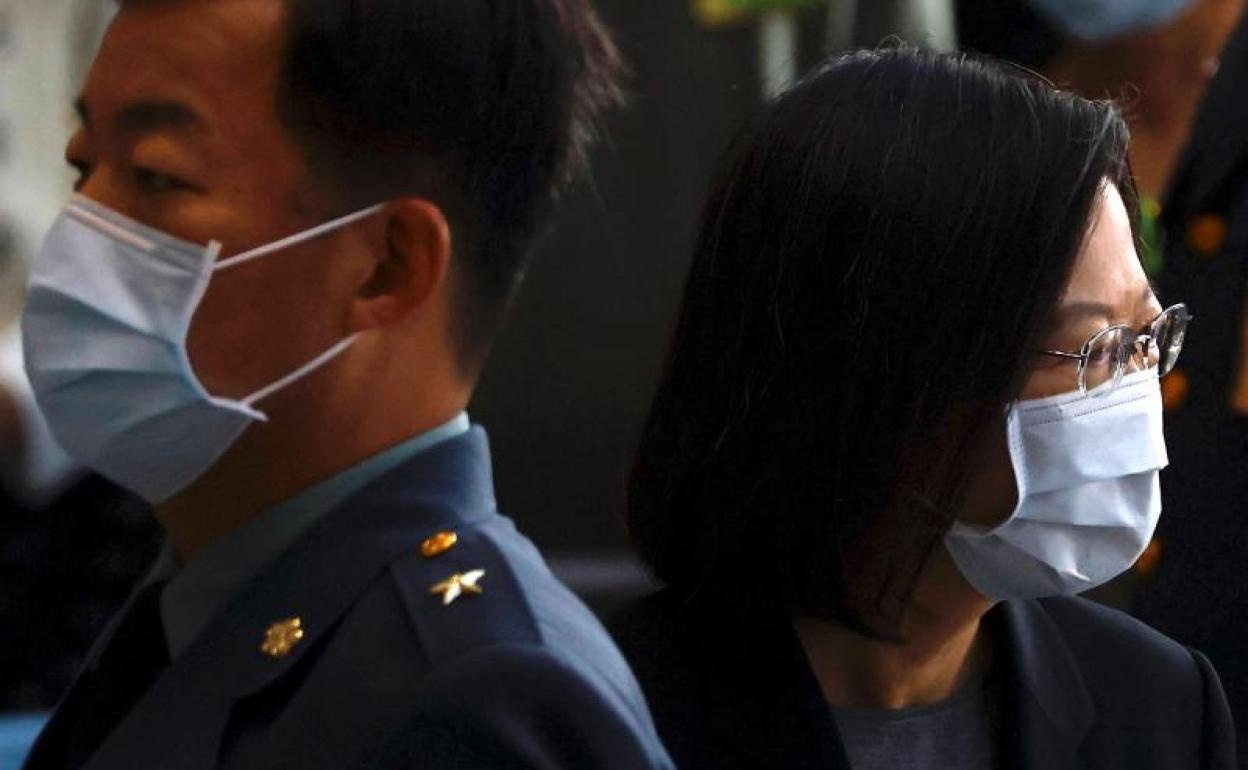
794, 546, 995, 710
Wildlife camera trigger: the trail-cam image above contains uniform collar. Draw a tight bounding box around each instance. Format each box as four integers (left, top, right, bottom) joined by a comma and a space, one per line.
148, 413, 470, 658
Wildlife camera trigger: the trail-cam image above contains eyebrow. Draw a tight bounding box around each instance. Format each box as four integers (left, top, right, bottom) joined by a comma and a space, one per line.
1054, 281, 1161, 326
74, 96, 206, 136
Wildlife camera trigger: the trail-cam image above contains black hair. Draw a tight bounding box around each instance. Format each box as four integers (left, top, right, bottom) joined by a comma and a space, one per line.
278, 0, 623, 371
626, 47, 1136, 636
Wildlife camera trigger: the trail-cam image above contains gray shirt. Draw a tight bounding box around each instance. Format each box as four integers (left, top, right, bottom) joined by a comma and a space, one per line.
831, 669, 1001, 770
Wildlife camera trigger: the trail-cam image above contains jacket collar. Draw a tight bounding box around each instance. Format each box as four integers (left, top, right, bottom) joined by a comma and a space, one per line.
996, 599, 1097, 770
45, 428, 498, 770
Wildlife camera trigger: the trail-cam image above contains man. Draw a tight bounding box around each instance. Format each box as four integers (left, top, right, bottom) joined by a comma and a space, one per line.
17, 1, 674, 768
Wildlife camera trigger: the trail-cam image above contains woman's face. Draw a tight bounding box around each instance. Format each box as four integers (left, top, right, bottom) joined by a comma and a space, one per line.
958, 183, 1164, 528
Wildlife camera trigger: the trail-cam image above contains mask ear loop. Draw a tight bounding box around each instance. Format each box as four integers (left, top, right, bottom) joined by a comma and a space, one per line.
214, 204, 386, 273
206, 203, 384, 408
241, 332, 362, 409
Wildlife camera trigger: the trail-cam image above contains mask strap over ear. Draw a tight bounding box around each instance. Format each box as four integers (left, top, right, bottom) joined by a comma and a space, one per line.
215, 204, 386, 272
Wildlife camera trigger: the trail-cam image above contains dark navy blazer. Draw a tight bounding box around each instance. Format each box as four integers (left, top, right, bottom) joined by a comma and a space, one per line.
22, 429, 675, 769
611, 590, 1236, 770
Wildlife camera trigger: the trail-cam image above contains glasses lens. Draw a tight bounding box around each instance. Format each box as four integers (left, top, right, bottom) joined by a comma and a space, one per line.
1152, 304, 1190, 377
1082, 326, 1131, 396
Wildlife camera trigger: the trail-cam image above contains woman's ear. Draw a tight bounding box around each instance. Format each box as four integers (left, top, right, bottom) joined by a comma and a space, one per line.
351, 198, 451, 330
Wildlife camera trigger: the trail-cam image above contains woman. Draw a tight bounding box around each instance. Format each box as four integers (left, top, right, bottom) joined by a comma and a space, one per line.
610, 48, 1234, 769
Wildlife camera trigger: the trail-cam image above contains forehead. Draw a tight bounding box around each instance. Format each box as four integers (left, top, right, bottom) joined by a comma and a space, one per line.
1061, 184, 1147, 307
85, 0, 287, 125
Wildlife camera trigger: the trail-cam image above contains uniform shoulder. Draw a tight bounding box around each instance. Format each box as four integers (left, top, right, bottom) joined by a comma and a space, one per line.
379, 518, 670, 764
384, 515, 631, 674
385, 518, 546, 663
367, 641, 676, 769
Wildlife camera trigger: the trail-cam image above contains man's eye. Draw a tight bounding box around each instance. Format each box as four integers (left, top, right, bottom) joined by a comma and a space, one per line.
133, 167, 190, 193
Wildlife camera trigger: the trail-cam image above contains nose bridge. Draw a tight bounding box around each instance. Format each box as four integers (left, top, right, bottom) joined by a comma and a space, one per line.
1125, 332, 1158, 372
76, 164, 136, 217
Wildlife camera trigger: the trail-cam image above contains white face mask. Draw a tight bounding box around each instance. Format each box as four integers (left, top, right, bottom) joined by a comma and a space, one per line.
944, 368, 1169, 601
22, 194, 383, 503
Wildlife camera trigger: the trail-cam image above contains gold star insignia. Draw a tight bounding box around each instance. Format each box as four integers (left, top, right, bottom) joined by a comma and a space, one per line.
430, 569, 486, 606
260, 617, 305, 659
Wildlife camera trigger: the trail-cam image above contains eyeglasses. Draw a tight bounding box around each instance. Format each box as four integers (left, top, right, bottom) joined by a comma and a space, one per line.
1038, 303, 1190, 397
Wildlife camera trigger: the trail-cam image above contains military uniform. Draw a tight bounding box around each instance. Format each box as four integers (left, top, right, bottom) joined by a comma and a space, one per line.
1132, 9, 1248, 762
21, 427, 674, 769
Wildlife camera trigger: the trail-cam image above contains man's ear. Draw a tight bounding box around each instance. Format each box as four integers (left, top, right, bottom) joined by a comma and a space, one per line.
351, 198, 451, 330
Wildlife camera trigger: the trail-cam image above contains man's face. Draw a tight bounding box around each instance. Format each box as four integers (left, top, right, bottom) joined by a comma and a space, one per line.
67, 0, 374, 400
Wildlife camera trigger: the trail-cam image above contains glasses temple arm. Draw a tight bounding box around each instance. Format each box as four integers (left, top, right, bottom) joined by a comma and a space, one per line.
1039, 350, 1084, 360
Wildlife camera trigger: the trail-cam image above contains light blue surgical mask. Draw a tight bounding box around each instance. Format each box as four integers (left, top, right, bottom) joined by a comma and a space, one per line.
1026, 0, 1193, 42
21, 195, 382, 503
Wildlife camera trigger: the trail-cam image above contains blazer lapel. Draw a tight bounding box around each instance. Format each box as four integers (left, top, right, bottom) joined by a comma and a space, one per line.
74, 429, 498, 770
996, 600, 1096, 770
758, 618, 853, 770
668, 601, 850, 770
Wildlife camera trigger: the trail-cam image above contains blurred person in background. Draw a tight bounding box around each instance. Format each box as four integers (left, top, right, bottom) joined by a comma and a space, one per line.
610, 47, 1233, 770
15, 0, 675, 768
957, 0, 1245, 269
958, 0, 1248, 759
1134, 10, 1248, 764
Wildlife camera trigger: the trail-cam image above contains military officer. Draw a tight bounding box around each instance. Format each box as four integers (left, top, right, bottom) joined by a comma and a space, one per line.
17, 0, 674, 768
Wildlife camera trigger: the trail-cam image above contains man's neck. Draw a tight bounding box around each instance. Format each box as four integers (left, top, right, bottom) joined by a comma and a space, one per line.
156, 377, 469, 561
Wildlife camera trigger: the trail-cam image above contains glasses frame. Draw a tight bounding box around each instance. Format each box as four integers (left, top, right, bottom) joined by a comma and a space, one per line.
1039, 303, 1190, 397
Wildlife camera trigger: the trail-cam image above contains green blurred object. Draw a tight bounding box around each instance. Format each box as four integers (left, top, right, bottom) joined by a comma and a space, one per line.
694, 0, 826, 27
1139, 194, 1165, 277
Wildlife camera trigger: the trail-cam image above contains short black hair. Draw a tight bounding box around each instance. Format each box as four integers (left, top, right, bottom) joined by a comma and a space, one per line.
627, 47, 1136, 635
278, 0, 623, 371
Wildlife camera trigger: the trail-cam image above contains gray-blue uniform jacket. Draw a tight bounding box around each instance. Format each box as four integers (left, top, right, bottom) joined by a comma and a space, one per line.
22, 428, 675, 769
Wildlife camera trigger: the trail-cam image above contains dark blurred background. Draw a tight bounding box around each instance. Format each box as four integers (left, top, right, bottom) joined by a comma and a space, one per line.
475, 0, 829, 558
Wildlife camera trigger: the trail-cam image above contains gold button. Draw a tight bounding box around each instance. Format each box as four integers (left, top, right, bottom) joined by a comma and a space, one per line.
421, 531, 459, 558
1187, 214, 1227, 257
1135, 538, 1163, 577
261, 617, 305, 659
1162, 369, 1190, 411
